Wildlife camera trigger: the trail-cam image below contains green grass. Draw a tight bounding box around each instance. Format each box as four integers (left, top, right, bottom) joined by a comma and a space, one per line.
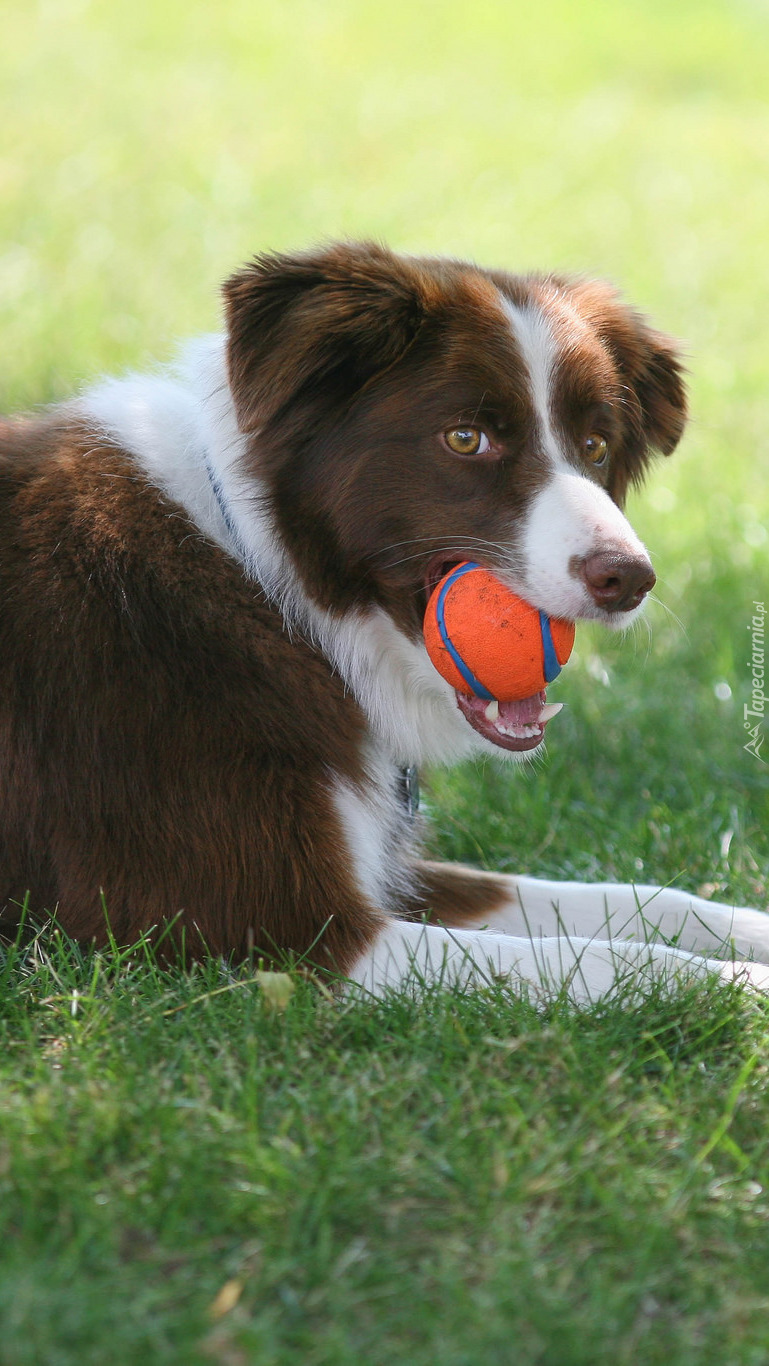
4, 935, 769, 1366
2, 0, 769, 1361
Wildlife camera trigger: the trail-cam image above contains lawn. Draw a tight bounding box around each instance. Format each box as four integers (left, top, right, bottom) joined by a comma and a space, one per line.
1, 0, 769, 1361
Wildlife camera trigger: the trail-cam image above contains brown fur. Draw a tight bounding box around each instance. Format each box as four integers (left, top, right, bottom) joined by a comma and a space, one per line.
407, 860, 514, 926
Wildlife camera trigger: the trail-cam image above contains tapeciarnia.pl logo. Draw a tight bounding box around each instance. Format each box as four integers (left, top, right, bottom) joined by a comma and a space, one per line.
745, 600, 766, 763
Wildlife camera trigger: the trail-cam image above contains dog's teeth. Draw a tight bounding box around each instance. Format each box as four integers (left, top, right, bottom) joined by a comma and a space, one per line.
485, 700, 500, 721
498, 722, 543, 739
538, 702, 564, 723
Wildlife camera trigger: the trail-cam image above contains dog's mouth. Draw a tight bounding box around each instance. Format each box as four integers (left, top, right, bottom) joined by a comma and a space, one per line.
455, 689, 562, 752
424, 555, 460, 603
422, 555, 563, 753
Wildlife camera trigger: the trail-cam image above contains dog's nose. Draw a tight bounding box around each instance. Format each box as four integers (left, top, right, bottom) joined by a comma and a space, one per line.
581, 550, 656, 612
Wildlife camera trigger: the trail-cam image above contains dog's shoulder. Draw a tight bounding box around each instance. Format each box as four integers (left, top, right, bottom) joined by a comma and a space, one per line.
0, 411, 367, 769
0, 412, 247, 636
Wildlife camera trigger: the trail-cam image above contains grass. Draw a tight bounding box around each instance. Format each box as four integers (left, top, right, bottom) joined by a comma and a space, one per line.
4, 933, 769, 1365
2, 0, 769, 1361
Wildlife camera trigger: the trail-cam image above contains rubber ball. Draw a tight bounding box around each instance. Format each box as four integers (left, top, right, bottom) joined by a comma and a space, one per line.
423, 561, 575, 702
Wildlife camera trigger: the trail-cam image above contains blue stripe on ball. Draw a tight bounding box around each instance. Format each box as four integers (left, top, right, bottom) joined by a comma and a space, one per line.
435, 563, 495, 701
539, 610, 562, 683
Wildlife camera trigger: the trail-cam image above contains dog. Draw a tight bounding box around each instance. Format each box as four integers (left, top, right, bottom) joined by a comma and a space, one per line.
1, 240, 768, 1002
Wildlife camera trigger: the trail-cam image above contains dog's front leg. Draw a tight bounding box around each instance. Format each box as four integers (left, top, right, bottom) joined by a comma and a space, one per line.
346, 913, 769, 1003
409, 860, 769, 966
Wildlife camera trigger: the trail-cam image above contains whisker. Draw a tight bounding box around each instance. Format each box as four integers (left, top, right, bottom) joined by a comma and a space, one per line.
632, 612, 654, 661
648, 591, 687, 639
363, 533, 508, 561
382, 545, 511, 576
468, 391, 489, 427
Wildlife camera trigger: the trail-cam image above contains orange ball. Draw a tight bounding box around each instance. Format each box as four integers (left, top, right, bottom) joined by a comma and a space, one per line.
423, 562, 575, 702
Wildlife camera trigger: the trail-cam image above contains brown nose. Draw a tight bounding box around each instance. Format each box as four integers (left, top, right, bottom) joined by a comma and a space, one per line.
581, 551, 656, 612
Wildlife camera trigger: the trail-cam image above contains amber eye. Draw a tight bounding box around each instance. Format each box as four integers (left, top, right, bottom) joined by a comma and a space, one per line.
583, 433, 609, 466
444, 427, 491, 456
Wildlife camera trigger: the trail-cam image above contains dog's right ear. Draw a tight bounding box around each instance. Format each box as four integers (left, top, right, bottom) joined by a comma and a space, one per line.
222, 242, 427, 433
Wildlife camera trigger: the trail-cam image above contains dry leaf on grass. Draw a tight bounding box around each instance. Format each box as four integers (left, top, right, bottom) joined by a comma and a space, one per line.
208, 1277, 244, 1320
254, 971, 295, 1012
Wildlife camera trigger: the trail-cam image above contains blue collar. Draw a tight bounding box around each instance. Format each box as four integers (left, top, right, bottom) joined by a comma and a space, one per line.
203, 452, 252, 570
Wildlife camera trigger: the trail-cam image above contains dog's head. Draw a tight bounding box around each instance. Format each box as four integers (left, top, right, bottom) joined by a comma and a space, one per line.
222, 242, 686, 754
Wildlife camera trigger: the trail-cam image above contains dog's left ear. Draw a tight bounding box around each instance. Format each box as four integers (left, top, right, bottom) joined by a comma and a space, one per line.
222, 242, 427, 434
562, 279, 688, 500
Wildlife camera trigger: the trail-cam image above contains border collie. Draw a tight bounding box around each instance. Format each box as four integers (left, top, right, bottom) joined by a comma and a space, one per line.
1, 241, 767, 1001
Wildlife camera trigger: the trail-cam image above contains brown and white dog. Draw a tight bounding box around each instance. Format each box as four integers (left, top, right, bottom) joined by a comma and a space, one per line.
1, 241, 768, 1001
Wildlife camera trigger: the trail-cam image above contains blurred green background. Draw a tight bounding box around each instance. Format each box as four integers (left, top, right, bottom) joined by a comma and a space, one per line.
2, 0, 767, 898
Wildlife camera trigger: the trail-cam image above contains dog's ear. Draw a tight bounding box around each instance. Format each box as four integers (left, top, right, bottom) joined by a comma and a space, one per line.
222, 242, 427, 433
561, 279, 688, 501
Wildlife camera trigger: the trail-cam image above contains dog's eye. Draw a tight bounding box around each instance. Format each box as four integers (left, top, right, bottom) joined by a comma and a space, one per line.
583, 433, 609, 466
444, 427, 491, 456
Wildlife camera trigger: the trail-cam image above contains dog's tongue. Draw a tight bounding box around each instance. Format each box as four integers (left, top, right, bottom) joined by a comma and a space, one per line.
456, 689, 563, 752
